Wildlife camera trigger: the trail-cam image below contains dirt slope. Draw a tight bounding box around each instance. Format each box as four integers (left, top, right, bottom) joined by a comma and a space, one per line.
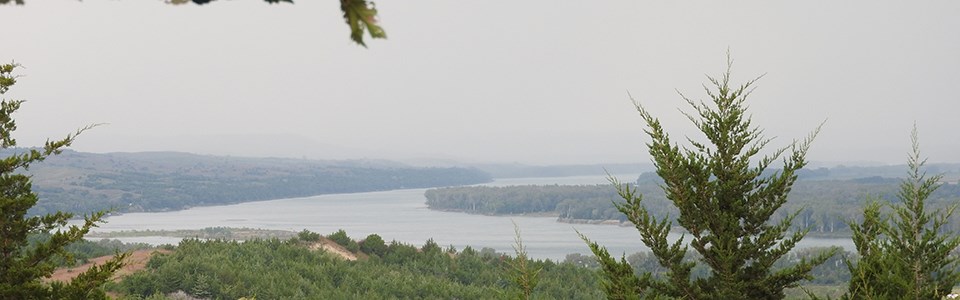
309, 238, 358, 261
47, 249, 172, 283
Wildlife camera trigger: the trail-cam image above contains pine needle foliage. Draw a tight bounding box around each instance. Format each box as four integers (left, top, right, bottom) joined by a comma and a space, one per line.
584, 57, 834, 299
508, 221, 542, 300
0, 62, 127, 299
842, 126, 960, 300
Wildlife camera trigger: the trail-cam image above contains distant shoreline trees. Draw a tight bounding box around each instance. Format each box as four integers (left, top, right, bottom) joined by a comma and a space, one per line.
424, 177, 960, 236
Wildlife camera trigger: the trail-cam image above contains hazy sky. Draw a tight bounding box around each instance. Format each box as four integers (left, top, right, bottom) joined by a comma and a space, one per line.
2, 1, 959, 165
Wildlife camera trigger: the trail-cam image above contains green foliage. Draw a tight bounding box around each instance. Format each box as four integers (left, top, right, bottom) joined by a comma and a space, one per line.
585, 59, 834, 299
297, 229, 321, 242
426, 177, 960, 236
581, 234, 644, 299
0, 62, 126, 299
359, 233, 386, 257
842, 127, 960, 299
422, 238, 442, 256
425, 184, 636, 221
2, 0, 387, 47
340, 0, 387, 47
383, 241, 418, 264
113, 237, 603, 299
507, 223, 541, 299
327, 229, 360, 253
568, 247, 852, 287
26, 233, 151, 267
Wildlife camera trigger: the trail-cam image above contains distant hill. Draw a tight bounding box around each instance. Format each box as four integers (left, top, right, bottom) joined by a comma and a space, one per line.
795, 163, 960, 182
14, 149, 491, 216
473, 163, 654, 179
468, 161, 960, 181
634, 163, 960, 183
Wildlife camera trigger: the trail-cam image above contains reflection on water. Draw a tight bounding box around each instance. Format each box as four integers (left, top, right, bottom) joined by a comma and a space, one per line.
91, 174, 853, 260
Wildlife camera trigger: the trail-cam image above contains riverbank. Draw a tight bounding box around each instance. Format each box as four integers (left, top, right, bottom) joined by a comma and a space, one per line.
85, 227, 297, 241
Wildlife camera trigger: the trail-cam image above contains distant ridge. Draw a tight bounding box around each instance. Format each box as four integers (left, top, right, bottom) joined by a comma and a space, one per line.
472, 163, 654, 179
12, 149, 491, 216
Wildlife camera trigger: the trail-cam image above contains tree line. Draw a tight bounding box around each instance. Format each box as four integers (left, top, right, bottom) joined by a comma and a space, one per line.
425, 177, 960, 236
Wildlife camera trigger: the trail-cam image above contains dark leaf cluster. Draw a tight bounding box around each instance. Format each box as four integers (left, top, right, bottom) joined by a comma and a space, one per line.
2, 0, 386, 47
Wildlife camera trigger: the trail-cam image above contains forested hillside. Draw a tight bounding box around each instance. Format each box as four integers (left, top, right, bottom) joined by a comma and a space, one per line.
17, 149, 491, 216
109, 232, 603, 299
425, 169, 960, 235
66, 228, 852, 299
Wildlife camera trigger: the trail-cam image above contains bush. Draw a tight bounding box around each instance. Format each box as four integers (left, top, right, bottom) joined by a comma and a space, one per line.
327, 229, 359, 253
360, 234, 387, 257
297, 230, 321, 242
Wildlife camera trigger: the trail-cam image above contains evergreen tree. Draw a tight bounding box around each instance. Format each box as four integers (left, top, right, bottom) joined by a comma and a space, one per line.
0, 62, 126, 299
583, 58, 834, 299
507, 222, 541, 300
843, 126, 960, 299
360, 233, 387, 257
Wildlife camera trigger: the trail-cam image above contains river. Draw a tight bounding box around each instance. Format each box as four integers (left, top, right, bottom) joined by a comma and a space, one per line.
90, 174, 853, 261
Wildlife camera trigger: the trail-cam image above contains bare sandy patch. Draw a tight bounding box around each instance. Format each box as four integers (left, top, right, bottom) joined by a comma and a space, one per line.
308, 238, 357, 261
47, 249, 173, 283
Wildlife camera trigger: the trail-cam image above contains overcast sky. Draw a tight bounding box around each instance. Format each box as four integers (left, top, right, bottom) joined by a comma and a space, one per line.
2, 1, 958, 165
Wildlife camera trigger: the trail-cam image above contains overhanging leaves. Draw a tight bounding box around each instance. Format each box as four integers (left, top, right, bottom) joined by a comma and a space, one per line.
3, 0, 387, 47
341, 0, 387, 47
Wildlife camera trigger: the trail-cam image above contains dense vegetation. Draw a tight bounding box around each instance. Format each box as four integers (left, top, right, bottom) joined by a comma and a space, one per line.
565, 246, 851, 287
110, 230, 604, 299
425, 175, 960, 236
839, 131, 960, 299
425, 183, 657, 221
68, 228, 858, 299
18, 150, 491, 216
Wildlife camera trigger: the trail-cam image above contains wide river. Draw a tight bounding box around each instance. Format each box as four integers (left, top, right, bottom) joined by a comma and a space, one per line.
91, 174, 853, 261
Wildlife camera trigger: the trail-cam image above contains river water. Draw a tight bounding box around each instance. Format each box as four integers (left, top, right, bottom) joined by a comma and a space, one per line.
90, 174, 853, 261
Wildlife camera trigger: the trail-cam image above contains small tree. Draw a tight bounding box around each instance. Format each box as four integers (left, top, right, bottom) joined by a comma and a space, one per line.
297, 229, 321, 242
328, 229, 359, 253
583, 57, 834, 299
507, 221, 541, 300
0, 63, 126, 299
359, 233, 387, 257
843, 126, 960, 299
